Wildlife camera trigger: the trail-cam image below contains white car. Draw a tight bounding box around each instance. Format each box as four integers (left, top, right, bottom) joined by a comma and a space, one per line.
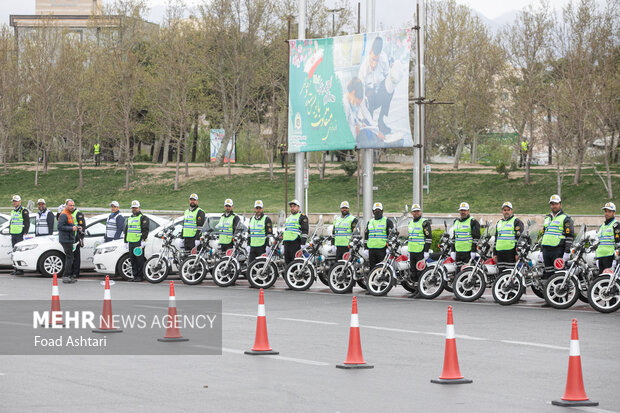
0, 216, 38, 267
0, 213, 10, 226
12, 213, 167, 277
93, 213, 242, 280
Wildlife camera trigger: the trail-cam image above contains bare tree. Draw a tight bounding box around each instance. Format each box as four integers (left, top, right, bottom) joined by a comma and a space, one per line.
0, 26, 21, 175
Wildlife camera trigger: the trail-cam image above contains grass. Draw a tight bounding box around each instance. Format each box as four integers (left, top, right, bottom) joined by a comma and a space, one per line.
0, 162, 617, 215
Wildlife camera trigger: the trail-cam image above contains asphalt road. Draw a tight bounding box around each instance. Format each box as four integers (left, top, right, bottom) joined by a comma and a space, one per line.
0, 270, 619, 413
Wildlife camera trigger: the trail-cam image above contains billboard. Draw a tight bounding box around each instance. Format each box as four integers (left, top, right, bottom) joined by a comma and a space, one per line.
209, 129, 236, 163
288, 29, 413, 152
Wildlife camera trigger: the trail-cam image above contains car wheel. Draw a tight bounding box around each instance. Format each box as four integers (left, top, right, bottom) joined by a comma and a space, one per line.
38, 251, 65, 278
116, 254, 133, 281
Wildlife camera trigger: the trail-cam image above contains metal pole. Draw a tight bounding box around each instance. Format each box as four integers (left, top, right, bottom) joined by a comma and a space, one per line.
413, 0, 425, 208
295, 0, 306, 212
362, 0, 374, 221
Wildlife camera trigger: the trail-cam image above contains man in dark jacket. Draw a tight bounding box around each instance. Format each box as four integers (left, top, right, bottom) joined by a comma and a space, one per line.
57, 200, 78, 283
35, 199, 55, 237
9, 195, 30, 275
68, 200, 86, 280
124, 200, 150, 282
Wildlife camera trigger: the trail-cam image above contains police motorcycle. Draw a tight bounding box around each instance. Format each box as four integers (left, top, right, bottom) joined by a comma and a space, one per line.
417, 223, 460, 299
284, 215, 333, 291
327, 219, 369, 294
588, 246, 620, 313
543, 224, 598, 309
246, 211, 287, 289
144, 221, 186, 283
492, 222, 545, 305
365, 209, 417, 296
212, 219, 249, 287
452, 221, 499, 302
179, 227, 221, 285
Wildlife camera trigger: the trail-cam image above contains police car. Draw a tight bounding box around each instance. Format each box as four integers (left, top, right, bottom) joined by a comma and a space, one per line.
11, 213, 167, 277
93, 213, 243, 280
0, 216, 37, 267
0, 213, 10, 226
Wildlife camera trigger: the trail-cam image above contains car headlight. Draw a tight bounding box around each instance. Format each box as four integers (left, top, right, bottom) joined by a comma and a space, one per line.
95, 246, 117, 255
15, 244, 37, 252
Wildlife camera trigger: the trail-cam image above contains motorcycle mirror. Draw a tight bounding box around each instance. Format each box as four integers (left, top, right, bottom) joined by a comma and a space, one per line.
26, 200, 35, 212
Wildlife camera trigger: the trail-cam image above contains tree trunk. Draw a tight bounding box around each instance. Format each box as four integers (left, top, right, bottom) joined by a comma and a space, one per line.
471, 135, 477, 164
268, 146, 274, 180
573, 135, 585, 185
603, 132, 614, 198
125, 115, 131, 190
43, 149, 48, 174
78, 119, 83, 188
18, 137, 23, 162
162, 134, 170, 167
524, 118, 533, 185
152, 136, 162, 162
556, 154, 563, 197
453, 135, 465, 170
191, 115, 198, 163
174, 138, 181, 191
184, 128, 189, 178
320, 152, 326, 179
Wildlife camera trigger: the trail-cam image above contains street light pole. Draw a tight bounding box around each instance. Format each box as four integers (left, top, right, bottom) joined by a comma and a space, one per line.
295, 0, 306, 212
327, 8, 345, 36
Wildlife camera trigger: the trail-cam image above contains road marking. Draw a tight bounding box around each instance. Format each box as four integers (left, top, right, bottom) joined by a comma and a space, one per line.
222, 312, 255, 318
0, 321, 32, 327
501, 340, 568, 351
0, 373, 5, 376
193, 345, 329, 366
133, 304, 168, 310
277, 317, 338, 325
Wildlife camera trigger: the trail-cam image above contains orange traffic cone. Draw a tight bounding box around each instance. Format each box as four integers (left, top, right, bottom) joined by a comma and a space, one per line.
42, 273, 64, 327
551, 319, 598, 407
93, 275, 123, 333
245, 288, 278, 355
158, 281, 189, 342
431, 306, 472, 384
336, 296, 373, 369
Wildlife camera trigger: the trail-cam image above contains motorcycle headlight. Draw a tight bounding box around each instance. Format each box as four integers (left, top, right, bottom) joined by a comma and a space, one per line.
15, 244, 37, 252
95, 246, 117, 255
317, 255, 325, 262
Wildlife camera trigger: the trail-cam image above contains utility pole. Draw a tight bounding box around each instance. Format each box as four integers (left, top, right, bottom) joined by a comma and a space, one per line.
328, 8, 345, 36
362, 0, 375, 221
413, 0, 425, 208
295, 0, 306, 212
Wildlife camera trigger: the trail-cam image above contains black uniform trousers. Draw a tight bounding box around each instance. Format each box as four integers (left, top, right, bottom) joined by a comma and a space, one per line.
184, 237, 198, 252
455, 251, 472, 265
220, 242, 233, 252
249, 245, 267, 265
129, 241, 145, 280
61, 243, 75, 279
597, 256, 614, 273
284, 239, 302, 265
335, 246, 349, 261
409, 251, 425, 282
11, 234, 23, 248
71, 243, 81, 277
542, 245, 564, 279
368, 248, 387, 269
496, 248, 517, 273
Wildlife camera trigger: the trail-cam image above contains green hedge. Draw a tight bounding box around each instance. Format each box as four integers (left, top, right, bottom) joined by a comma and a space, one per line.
431, 229, 445, 252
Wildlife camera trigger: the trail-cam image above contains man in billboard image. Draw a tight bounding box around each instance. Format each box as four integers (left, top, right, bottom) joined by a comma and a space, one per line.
344, 77, 386, 148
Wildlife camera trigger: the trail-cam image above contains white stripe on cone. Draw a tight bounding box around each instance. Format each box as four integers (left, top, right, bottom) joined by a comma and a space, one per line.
104, 289, 111, 300
350, 313, 359, 328
257, 304, 265, 317
52, 286, 59, 296
446, 324, 455, 339
569, 339, 580, 357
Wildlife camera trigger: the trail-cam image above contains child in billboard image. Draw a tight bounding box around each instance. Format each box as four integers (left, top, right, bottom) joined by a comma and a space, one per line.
344, 77, 386, 148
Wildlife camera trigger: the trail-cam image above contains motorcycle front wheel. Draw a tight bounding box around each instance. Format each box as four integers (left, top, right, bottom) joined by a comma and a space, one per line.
180, 256, 207, 285
144, 256, 170, 284
284, 259, 316, 291
453, 268, 486, 302
328, 262, 355, 294
247, 258, 280, 289
588, 275, 620, 313
212, 258, 240, 287
365, 264, 395, 296
492, 272, 525, 305
544, 273, 579, 309
418, 267, 445, 299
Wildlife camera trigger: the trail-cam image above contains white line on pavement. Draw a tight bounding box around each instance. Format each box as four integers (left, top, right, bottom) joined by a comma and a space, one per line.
192, 345, 329, 366
133, 304, 168, 310
277, 317, 338, 325
222, 312, 255, 318
501, 340, 568, 351
0, 321, 32, 327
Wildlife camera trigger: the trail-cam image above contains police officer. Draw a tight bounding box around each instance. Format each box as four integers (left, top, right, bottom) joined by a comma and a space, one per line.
283, 199, 309, 265
365, 202, 394, 269
94, 142, 101, 166
248, 200, 273, 265
216, 198, 240, 252
35, 198, 55, 237
452, 202, 481, 264
66, 200, 86, 280
182, 193, 205, 252
408, 203, 432, 287
493, 202, 524, 272
57, 200, 78, 283
541, 194, 574, 279
9, 195, 29, 275
124, 200, 150, 282
104, 201, 125, 243
332, 201, 358, 260
595, 202, 620, 272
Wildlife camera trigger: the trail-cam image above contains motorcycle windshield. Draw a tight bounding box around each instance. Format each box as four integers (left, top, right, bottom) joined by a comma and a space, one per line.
233, 216, 248, 236
573, 224, 587, 245
276, 210, 286, 235
310, 214, 324, 240
519, 222, 540, 246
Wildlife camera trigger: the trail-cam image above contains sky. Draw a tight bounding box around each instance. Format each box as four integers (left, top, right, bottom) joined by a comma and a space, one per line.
0, 0, 576, 28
